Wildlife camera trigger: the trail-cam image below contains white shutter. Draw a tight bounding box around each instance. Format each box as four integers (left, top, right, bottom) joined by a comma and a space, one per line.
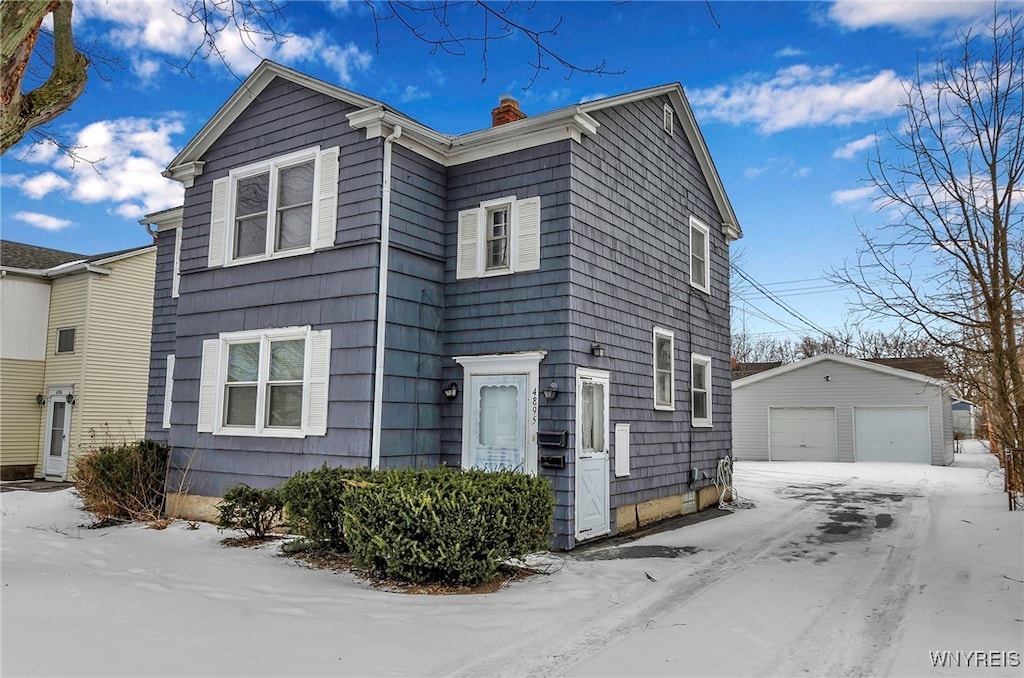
197, 339, 220, 433
172, 226, 182, 298
305, 329, 331, 436
314, 147, 340, 250
515, 196, 541, 272
456, 208, 481, 279
163, 354, 175, 429
208, 177, 229, 267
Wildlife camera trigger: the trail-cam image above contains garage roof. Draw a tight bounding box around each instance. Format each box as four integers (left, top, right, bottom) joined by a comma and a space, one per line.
732, 353, 948, 389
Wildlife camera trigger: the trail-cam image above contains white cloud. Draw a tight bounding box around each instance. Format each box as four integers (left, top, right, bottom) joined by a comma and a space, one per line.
427, 65, 448, 87
76, 1, 371, 83
834, 134, 878, 159
327, 0, 354, 14
689, 64, 906, 133
21, 172, 71, 199
131, 57, 161, 82
14, 116, 186, 221
829, 0, 990, 30
775, 46, 805, 58
831, 186, 877, 205
13, 211, 73, 231
744, 166, 767, 179
399, 85, 430, 104
793, 167, 811, 178
579, 92, 610, 104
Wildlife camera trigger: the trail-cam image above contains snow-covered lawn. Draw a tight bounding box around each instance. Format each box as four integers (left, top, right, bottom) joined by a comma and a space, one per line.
2, 440, 1021, 677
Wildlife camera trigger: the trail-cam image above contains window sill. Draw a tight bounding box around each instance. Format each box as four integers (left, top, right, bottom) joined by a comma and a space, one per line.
692, 421, 713, 429
221, 246, 314, 268
214, 427, 307, 439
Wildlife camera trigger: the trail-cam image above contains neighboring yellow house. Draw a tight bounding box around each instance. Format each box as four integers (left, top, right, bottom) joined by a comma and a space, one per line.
0, 240, 156, 481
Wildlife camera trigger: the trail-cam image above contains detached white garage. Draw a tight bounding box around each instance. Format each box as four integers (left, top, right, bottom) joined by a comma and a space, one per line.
733, 354, 954, 466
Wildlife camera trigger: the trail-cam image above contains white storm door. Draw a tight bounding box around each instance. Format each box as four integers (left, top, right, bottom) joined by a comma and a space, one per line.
576, 369, 610, 540
467, 374, 529, 472
44, 397, 71, 478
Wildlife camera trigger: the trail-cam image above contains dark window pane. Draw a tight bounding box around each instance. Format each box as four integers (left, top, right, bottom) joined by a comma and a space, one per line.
276, 205, 312, 251
225, 384, 257, 426
227, 343, 260, 382
235, 215, 267, 258
56, 328, 75, 353
267, 384, 303, 427
269, 340, 304, 380
236, 173, 269, 217
278, 161, 314, 207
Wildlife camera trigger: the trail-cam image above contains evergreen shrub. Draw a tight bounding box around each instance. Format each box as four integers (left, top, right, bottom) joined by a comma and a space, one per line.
74, 439, 169, 521
279, 465, 375, 549
216, 485, 284, 538
342, 467, 554, 585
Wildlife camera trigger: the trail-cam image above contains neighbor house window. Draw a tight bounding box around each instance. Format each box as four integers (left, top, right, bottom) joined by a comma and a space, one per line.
197, 326, 331, 438
692, 353, 712, 427
207, 146, 339, 267
456, 195, 541, 279
653, 327, 675, 410
56, 327, 76, 354
690, 216, 710, 293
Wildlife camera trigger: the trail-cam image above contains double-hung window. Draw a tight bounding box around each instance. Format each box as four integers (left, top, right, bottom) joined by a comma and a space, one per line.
689, 216, 710, 293
208, 146, 339, 267
653, 327, 675, 410
692, 353, 712, 427
457, 195, 541, 279
197, 326, 331, 438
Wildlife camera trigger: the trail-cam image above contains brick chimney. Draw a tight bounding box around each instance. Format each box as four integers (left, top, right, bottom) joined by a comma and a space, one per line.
491, 94, 527, 126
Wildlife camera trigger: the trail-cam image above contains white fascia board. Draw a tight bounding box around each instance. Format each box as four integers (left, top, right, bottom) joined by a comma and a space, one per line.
348, 107, 600, 168
733, 353, 944, 389
139, 206, 184, 232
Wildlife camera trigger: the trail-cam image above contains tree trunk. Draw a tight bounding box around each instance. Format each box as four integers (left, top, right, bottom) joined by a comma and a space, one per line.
1, 0, 87, 155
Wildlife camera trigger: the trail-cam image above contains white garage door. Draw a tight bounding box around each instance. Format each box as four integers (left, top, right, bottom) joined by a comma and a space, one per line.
769, 408, 837, 461
855, 407, 931, 464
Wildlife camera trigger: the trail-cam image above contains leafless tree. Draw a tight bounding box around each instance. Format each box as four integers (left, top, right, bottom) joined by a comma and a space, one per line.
831, 10, 1023, 505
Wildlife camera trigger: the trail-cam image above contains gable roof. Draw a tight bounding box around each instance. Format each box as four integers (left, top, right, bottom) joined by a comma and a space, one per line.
0, 240, 86, 270
865, 356, 947, 380
165, 60, 741, 240
732, 353, 947, 389
0, 240, 155, 278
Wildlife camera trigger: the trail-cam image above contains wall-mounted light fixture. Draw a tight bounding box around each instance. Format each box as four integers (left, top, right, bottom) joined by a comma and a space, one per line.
543, 380, 559, 400
65, 393, 76, 405
443, 382, 459, 399
35, 394, 45, 406
823, 374, 831, 382
591, 342, 606, 358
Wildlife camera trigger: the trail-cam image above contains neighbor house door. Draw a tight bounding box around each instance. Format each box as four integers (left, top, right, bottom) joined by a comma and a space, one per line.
575, 368, 610, 540
43, 392, 72, 478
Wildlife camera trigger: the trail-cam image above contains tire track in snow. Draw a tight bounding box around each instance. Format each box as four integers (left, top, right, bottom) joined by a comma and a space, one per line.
757, 490, 929, 678
444, 493, 835, 677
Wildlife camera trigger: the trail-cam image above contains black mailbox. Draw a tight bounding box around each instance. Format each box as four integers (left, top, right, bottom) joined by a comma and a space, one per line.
538, 430, 568, 448
539, 454, 566, 470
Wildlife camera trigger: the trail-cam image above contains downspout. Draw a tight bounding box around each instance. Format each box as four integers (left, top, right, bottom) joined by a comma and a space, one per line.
371, 124, 403, 469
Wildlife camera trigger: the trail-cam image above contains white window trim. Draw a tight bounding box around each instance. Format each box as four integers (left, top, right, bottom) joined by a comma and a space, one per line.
456, 195, 541, 279
653, 327, 675, 411
210, 145, 339, 268
163, 354, 175, 429
663, 103, 675, 136
198, 325, 330, 438
689, 215, 711, 294
691, 353, 713, 428
55, 327, 75, 354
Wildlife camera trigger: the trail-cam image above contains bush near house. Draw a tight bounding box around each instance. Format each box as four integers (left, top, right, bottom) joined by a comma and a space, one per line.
216, 485, 284, 539
279, 465, 377, 549
74, 439, 169, 521
342, 468, 554, 586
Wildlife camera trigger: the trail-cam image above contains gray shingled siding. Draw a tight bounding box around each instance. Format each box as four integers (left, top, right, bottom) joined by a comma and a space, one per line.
379, 146, 448, 468
441, 141, 575, 547
569, 96, 733, 530
144, 228, 178, 442
164, 77, 384, 496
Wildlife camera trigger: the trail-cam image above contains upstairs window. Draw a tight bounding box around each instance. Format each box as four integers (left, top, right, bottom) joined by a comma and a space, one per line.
692, 354, 712, 427
653, 327, 674, 410
689, 216, 710, 293
457, 195, 541, 279
197, 326, 331, 438
56, 327, 76, 354
208, 146, 339, 267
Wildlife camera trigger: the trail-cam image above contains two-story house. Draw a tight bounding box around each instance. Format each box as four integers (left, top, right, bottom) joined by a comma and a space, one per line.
145, 61, 742, 549
1, 240, 156, 480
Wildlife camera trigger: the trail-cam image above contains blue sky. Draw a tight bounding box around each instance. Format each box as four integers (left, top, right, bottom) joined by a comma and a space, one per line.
0, 0, 1006, 340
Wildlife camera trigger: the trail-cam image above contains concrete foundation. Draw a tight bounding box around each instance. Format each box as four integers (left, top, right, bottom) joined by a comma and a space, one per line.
165, 492, 220, 522
615, 484, 725, 536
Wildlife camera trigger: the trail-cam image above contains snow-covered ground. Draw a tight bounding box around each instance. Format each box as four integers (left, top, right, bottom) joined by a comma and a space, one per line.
2, 440, 1021, 677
